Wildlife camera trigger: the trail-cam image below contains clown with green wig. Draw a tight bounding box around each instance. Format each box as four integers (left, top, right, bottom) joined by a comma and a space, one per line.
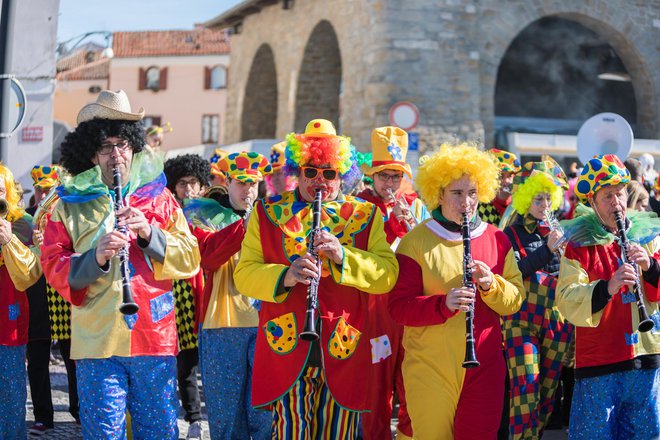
234, 119, 398, 439
500, 161, 574, 440
388, 143, 524, 439
556, 154, 660, 439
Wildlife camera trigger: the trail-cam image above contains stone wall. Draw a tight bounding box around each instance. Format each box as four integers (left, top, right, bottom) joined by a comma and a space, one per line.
221, 0, 660, 150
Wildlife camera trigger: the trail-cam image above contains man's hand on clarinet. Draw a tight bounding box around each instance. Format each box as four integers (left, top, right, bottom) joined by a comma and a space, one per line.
313, 230, 343, 265
0, 218, 12, 246
95, 230, 129, 266
608, 263, 637, 296
627, 243, 651, 271
283, 254, 320, 287
446, 287, 476, 313
117, 206, 151, 241
470, 260, 494, 291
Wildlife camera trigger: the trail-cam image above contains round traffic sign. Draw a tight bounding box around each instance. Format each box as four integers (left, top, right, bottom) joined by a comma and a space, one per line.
8, 77, 26, 134
388, 101, 419, 131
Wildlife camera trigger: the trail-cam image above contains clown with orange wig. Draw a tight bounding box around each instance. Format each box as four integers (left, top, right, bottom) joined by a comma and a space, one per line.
0, 163, 43, 438
388, 143, 524, 440
265, 141, 297, 196
235, 119, 398, 439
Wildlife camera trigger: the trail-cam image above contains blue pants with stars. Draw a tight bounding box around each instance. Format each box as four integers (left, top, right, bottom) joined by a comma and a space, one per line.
568, 368, 660, 440
200, 327, 272, 440
77, 355, 179, 440
0, 345, 26, 439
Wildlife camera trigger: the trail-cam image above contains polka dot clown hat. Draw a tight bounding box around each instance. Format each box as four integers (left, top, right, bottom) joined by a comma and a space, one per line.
575, 154, 630, 205
216, 151, 272, 183
489, 148, 521, 173
269, 141, 287, 169
209, 148, 229, 177
31, 165, 61, 189
512, 160, 564, 193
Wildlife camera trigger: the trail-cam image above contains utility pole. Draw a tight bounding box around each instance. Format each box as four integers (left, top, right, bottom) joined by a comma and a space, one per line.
0, 0, 17, 164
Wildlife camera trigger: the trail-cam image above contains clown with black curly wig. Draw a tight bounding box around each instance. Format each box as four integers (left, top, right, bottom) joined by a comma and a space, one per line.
40, 90, 201, 439
388, 142, 525, 439
500, 160, 574, 440
0, 161, 43, 439
234, 119, 398, 437
164, 154, 212, 204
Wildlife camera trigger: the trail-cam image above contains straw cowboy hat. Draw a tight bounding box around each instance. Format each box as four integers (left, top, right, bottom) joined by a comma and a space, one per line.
361, 126, 412, 178
77, 90, 145, 125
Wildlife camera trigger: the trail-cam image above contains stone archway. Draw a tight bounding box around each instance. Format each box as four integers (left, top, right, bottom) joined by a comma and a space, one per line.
294, 20, 342, 133
481, 9, 658, 144
241, 44, 278, 140
495, 17, 637, 130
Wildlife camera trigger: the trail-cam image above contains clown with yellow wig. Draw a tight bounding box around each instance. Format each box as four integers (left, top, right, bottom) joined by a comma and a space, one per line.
0, 163, 43, 438
234, 119, 398, 439
387, 143, 524, 439
187, 151, 273, 440
500, 161, 574, 439
265, 141, 298, 196
478, 148, 521, 226
556, 154, 660, 439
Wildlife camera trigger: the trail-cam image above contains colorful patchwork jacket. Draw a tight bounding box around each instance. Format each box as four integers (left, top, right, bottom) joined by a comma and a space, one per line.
234, 190, 399, 411
556, 210, 660, 377
0, 215, 42, 346
40, 150, 201, 360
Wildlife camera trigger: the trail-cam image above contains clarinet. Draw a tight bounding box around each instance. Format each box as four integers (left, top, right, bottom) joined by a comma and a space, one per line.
113, 166, 139, 316
461, 212, 480, 368
614, 212, 654, 333
300, 189, 323, 341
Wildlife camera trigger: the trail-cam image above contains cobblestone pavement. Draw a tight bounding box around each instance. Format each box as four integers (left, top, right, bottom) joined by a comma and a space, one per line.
24, 355, 567, 440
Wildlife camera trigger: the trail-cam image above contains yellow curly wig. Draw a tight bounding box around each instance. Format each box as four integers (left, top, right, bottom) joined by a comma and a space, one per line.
511, 173, 563, 215
416, 143, 500, 211
0, 163, 25, 222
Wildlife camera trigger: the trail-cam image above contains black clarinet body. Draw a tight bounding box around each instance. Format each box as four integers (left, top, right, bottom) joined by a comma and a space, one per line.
113, 166, 139, 316
300, 189, 323, 341
461, 212, 480, 368
614, 212, 654, 333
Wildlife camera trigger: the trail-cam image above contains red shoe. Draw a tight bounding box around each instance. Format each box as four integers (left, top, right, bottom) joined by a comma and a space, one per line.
28, 422, 54, 436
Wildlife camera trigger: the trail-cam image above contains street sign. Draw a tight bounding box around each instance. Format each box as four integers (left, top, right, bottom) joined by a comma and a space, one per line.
408, 132, 419, 151
8, 77, 26, 135
389, 101, 419, 131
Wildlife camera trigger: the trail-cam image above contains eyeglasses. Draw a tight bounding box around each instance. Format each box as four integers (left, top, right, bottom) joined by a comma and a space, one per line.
97, 139, 131, 156
302, 167, 338, 181
375, 172, 403, 183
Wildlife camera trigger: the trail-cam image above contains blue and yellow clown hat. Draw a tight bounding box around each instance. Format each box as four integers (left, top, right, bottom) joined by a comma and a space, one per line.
269, 141, 287, 169
209, 148, 229, 177
216, 151, 272, 183
31, 165, 61, 189
575, 154, 630, 205
488, 148, 521, 173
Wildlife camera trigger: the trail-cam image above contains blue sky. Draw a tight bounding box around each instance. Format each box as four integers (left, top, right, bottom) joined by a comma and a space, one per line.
57, 0, 243, 46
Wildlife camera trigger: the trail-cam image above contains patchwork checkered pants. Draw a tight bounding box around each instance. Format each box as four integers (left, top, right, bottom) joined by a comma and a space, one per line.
502, 271, 573, 440
173, 279, 198, 351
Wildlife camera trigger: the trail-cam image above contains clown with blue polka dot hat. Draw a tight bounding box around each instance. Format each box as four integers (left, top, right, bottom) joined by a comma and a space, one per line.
556, 153, 660, 439
477, 148, 521, 226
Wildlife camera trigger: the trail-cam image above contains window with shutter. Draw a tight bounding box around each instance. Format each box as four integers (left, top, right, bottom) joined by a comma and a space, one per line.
209, 66, 227, 90
145, 66, 160, 91
202, 114, 219, 143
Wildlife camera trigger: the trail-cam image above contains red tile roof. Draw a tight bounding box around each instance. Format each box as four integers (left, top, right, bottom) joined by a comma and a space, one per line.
113, 28, 230, 57
56, 58, 110, 81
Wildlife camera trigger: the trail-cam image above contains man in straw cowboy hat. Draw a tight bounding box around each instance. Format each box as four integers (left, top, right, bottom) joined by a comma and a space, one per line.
40, 90, 200, 439
388, 142, 524, 439
0, 163, 43, 439
556, 154, 660, 439
234, 119, 398, 438
356, 126, 430, 440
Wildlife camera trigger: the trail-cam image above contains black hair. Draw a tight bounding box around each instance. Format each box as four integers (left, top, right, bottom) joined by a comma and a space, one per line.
60, 119, 146, 176
163, 154, 212, 193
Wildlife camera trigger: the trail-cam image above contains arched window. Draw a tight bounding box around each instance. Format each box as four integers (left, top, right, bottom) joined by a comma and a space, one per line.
205, 66, 227, 90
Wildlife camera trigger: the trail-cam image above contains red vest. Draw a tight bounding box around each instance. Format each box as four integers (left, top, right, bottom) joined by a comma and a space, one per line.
251, 201, 376, 410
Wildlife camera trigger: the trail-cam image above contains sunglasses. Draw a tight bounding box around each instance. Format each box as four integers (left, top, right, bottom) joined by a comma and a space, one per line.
302, 167, 338, 181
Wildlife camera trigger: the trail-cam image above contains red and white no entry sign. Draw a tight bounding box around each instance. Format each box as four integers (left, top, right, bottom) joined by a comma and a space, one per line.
388, 101, 419, 131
